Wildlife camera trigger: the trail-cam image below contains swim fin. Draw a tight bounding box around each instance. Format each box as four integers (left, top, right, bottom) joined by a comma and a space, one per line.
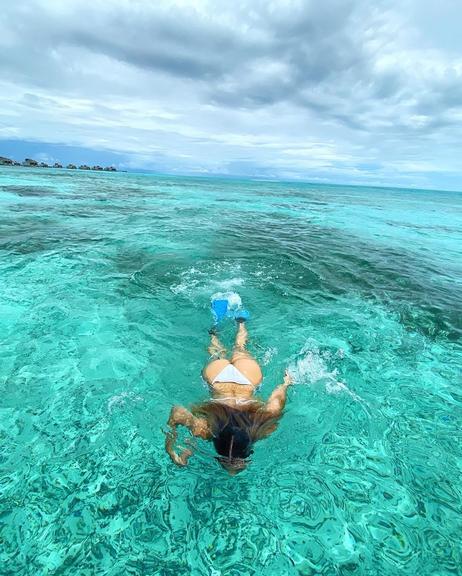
211, 299, 229, 324
234, 308, 250, 322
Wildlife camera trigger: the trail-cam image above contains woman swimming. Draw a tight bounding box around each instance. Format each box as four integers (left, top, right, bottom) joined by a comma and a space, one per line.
165, 313, 293, 473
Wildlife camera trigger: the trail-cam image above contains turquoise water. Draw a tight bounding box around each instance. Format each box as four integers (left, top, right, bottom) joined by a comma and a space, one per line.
0, 166, 461, 575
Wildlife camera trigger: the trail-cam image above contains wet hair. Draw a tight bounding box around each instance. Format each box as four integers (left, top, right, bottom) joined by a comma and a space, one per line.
213, 424, 253, 459
192, 401, 278, 468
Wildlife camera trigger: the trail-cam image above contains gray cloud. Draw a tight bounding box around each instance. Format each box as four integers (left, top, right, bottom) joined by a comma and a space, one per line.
0, 0, 461, 189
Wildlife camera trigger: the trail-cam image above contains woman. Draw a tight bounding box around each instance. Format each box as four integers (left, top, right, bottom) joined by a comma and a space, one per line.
165, 314, 293, 473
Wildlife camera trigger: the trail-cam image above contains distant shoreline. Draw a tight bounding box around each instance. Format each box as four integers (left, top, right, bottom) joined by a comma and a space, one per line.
0, 156, 117, 171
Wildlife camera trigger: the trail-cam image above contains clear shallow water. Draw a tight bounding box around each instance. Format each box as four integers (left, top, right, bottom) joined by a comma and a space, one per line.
0, 166, 461, 575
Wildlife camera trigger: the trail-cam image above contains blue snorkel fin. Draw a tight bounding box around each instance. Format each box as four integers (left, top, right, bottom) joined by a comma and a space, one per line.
234, 308, 250, 323
211, 299, 229, 325
210, 293, 250, 331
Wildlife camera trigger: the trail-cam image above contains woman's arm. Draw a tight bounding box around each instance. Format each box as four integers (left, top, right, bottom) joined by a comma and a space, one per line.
165, 405, 210, 466
263, 371, 293, 418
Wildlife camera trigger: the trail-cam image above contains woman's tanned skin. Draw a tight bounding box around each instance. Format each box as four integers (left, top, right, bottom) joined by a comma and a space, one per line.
166, 321, 293, 467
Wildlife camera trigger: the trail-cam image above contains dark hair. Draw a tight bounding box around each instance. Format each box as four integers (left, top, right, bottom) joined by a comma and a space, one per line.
213, 424, 253, 459
192, 401, 278, 465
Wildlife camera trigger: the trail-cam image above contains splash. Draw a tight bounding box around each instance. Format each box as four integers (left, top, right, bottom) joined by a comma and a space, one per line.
288, 342, 363, 403
107, 391, 143, 414
213, 277, 245, 290
170, 262, 245, 297
210, 291, 243, 314
170, 266, 202, 295
262, 346, 278, 366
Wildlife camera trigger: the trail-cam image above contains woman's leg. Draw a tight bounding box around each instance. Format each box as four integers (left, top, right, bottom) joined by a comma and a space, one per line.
203, 330, 230, 385
231, 322, 263, 386
233, 321, 248, 352
208, 329, 227, 359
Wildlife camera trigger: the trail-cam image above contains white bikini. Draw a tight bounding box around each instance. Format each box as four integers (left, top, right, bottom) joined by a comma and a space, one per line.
212, 363, 252, 386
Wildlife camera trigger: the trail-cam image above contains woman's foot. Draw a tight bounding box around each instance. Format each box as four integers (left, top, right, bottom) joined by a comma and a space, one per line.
234, 309, 250, 323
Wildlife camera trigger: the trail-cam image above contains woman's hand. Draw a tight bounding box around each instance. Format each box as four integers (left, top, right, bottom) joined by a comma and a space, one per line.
165, 405, 210, 466
191, 419, 209, 439
264, 370, 293, 417
283, 369, 293, 386
165, 427, 193, 466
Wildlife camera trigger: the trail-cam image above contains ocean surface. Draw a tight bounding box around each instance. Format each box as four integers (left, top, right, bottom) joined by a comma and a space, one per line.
0, 166, 461, 576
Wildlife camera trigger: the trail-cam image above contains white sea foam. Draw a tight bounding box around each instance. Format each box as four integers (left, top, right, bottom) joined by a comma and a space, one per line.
213, 277, 245, 290
107, 391, 143, 413
169, 265, 203, 295
211, 291, 242, 312
288, 342, 363, 403
262, 346, 278, 365
170, 262, 245, 297
170, 282, 190, 295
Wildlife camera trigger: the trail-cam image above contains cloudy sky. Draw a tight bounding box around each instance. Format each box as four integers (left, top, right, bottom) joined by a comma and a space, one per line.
1, 0, 461, 189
